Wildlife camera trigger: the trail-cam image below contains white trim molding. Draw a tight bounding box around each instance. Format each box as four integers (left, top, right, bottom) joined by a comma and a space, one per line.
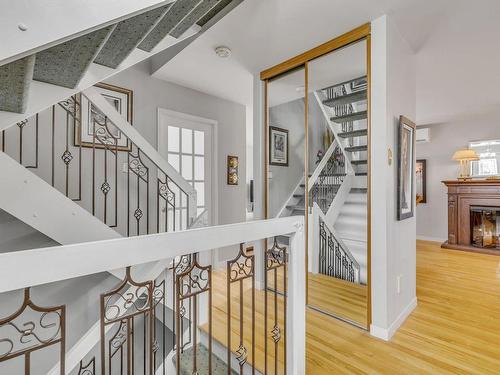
370, 297, 417, 341
416, 235, 446, 243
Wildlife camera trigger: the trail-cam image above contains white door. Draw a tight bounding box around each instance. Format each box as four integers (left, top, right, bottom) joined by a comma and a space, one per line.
158, 109, 215, 230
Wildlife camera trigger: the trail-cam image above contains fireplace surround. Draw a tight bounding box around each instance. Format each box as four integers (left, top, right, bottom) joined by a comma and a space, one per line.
442, 180, 500, 254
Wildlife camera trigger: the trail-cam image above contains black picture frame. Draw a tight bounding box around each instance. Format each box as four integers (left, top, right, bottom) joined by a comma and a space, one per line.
416, 159, 427, 204
397, 115, 416, 220
269, 126, 289, 167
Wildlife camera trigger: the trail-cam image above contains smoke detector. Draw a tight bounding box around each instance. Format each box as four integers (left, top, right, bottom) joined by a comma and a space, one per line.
215, 46, 231, 58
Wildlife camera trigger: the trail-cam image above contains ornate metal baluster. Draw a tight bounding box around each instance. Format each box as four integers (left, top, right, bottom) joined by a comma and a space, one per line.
153, 279, 166, 375
175, 255, 212, 375
77, 357, 96, 375
100, 267, 154, 375
171, 255, 192, 353
0, 288, 66, 375
264, 238, 287, 375
128, 148, 149, 236
227, 244, 255, 374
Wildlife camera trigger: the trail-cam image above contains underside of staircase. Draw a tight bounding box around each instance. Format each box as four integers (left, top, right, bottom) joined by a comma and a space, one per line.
0, 0, 242, 132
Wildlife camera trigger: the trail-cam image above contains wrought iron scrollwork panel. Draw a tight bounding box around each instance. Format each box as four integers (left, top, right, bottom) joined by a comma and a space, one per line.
100, 267, 154, 375
175, 255, 212, 375
0, 288, 66, 374
227, 244, 256, 373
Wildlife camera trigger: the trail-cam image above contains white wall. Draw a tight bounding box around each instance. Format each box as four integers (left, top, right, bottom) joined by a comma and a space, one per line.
105, 63, 246, 237
416, 116, 500, 242
370, 15, 417, 340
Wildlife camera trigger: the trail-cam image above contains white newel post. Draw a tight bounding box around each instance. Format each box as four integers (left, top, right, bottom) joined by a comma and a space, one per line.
287, 221, 306, 375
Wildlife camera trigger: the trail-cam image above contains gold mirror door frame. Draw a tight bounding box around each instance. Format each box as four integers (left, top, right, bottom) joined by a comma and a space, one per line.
262, 24, 372, 329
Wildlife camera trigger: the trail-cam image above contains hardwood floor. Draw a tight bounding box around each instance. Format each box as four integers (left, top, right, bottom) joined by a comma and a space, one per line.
203, 240, 500, 374
307, 240, 500, 374
307, 272, 367, 327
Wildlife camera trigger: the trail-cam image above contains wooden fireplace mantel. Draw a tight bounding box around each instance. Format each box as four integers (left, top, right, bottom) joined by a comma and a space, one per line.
442, 179, 500, 255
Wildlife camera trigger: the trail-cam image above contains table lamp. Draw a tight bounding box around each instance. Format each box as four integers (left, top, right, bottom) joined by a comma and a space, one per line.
452, 149, 479, 180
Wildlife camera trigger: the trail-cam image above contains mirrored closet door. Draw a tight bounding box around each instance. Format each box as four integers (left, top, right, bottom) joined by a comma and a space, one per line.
306, 39, 369, 328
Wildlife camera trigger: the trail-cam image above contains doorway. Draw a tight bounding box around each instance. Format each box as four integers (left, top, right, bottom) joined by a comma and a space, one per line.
157, 109, 217, 230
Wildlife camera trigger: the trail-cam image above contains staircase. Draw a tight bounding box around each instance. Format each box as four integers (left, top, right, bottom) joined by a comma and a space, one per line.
311, 76, 369, 285
0, 0, 242, 131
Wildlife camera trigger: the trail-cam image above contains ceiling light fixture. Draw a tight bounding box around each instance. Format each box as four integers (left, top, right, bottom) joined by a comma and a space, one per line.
215, 46, 231, 58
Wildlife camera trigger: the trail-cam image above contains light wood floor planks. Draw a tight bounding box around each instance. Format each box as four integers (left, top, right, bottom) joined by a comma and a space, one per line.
203, 240, 500, 374
306, 240, 500, 374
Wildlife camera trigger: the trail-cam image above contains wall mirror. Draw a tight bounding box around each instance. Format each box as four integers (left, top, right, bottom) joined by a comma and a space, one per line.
306, 39, 369, 328
469, 139, 500, 178
264, 28, 371, 330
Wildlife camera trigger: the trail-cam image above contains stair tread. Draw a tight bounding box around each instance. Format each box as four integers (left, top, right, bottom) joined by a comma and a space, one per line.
286, 205, 306, 210
355, 172, 368, 176
173, 344, 236, 375
351, 159, 368, 165
345, 145, 368, 152
331, 111, 367, 124
0, 56, 35, 113
197, 0, 233, 26
94, 5, 171, 69
170, 0, 221, 38
338, 129, 368, 138
33, 26, 114, 88
138, 0, 202, 52
351, 187, 368, 193
323, 90, 367, 107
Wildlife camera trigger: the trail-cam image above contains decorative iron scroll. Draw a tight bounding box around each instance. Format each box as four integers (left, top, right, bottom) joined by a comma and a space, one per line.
318, 218, 359, 283
227, 244, 255, 373
100, 267, 154, 375
264, 237, 288, 375
175, 255, 212, 375
77, 357, 96, 375
0, 288, 66, 375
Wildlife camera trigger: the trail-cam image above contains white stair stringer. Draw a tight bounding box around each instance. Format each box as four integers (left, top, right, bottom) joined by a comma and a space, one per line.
0, 151, 120, 246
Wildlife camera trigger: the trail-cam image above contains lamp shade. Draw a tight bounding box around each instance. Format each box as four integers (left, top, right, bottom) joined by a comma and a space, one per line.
452, 149, 479, 161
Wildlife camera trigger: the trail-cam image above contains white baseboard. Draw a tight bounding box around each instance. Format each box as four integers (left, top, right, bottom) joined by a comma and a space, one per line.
370, 297, 417, 341
416, 235, 446, 243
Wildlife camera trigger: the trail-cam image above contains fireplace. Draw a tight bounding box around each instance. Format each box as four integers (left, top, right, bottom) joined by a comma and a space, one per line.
470, 206, 500, 249
442, 180, 500, 255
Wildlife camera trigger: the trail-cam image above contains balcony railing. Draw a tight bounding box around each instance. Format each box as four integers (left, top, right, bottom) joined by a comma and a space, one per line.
0, 216, 305, 375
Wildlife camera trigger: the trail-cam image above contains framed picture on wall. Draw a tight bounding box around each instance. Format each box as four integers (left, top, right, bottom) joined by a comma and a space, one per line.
227, 155, 239, 185
269, 126, 289, 166
416, 159, 427, 204
397, 115, 416, 220
75, 82, 133, 151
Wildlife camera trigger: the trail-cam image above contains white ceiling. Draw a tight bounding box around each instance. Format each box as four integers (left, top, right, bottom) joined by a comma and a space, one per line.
153, 0, 500, 124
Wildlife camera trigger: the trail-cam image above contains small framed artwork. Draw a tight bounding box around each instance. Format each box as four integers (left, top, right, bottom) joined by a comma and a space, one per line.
75, 82, 133, 151
416, 159, 427, 204
227, 155, 239, 185
269, 126, 289, 166
397, 115, 416, 220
